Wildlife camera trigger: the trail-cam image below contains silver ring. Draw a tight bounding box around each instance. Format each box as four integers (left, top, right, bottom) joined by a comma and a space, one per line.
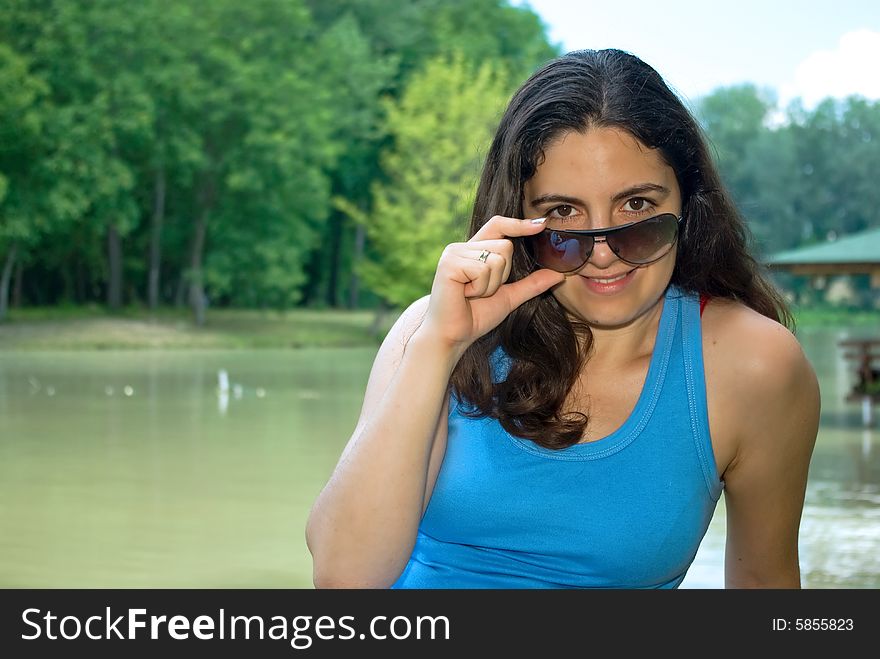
477, 249, 491, 263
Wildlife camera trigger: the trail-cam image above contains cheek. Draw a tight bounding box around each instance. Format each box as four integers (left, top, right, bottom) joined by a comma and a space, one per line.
656, 250, 677, 277
640, 254, 677, 294
548, 277, 586, 313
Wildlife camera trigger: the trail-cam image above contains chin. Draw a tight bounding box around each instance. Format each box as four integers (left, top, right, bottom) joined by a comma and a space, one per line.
577, 309, 645, 330
556, 280, 669, 329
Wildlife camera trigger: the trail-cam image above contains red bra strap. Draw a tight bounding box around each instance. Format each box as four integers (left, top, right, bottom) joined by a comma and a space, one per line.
699, 294, 710, 317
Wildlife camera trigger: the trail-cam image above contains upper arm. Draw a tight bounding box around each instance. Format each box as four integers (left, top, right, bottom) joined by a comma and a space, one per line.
719, 315, 820, 588
344, 294, 450, 513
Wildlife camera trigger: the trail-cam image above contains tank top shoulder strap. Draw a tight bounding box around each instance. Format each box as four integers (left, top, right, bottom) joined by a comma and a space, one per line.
679, 288, 723, 499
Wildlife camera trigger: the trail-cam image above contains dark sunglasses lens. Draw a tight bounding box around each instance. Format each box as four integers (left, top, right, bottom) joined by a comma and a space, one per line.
606, 213, 678, 264
531, 230, 593, 273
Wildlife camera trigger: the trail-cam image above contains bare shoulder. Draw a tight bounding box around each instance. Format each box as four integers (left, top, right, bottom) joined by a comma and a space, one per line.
702, 297, 816, 397
701, 297, 820, 468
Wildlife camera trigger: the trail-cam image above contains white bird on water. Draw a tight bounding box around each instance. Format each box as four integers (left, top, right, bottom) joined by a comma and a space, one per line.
217, 368, 266, 411
218, 369, 230, 394
217, 369, 230, 415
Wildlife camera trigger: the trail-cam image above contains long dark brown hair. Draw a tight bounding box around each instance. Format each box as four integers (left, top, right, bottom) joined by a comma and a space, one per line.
449, 48, 792, 450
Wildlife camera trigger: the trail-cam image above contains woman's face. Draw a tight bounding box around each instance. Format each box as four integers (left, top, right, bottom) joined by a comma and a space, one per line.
522, 126, 682, 328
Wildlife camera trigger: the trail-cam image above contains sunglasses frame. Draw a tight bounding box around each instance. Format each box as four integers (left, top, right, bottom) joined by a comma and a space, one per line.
527, 213, 683, 273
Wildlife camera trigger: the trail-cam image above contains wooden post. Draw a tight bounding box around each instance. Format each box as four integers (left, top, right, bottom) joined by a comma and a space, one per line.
839, 338, 880, 428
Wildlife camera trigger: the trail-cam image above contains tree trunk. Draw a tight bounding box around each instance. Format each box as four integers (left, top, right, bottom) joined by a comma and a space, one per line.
0, 243, 17, 322
325, 213, 342, 308
188, 174, 217, 326
75, 258, 86, 303
107, 224, 123, 310
188, 207, 208, 326
12, 258, 22, 308
174, 271, 186, 308
148, 166, 167, 310
370, 298, 389, 339
349, 222, 366, 309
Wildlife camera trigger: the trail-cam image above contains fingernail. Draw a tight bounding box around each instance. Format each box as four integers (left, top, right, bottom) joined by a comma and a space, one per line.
530, 217, 546, 224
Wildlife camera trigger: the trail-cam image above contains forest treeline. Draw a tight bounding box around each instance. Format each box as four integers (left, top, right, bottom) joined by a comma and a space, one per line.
1, 0, 878, 322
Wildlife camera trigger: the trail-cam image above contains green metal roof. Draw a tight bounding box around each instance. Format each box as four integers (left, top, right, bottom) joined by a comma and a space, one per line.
767, 226, 880, 265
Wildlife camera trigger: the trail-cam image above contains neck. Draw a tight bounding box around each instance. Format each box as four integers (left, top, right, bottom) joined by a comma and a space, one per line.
579, 295, 666, 369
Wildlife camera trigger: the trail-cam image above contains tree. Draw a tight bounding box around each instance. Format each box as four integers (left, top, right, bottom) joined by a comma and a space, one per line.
0, 0, 151, 310
342, 53, 510, 308
0, 0, 560, 314
0, 44, 47, 320
697, 85, 799, 254
301, 0, 558, 308
296, 12, 396, 309
185, 0, 340, 315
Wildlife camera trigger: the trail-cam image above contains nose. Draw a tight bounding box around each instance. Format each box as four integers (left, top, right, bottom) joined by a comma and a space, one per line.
586, 236, 619, 268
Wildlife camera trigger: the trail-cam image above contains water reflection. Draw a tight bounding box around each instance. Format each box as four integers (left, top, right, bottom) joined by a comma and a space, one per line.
683, 327, 880, 588
0, 327, 878, 588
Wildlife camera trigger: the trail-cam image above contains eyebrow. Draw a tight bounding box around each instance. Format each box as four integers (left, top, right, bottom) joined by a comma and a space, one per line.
529, 183, 671, 207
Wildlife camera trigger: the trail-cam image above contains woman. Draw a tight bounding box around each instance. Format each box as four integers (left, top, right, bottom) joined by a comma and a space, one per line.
305, 49, 820, 588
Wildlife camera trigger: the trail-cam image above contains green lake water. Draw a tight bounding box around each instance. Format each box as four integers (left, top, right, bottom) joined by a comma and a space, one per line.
1, 327, 878, 588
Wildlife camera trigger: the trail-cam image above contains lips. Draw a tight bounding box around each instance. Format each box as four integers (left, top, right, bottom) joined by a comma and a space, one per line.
578, 268, 636, 294
582, 269, 634, 283
586, 272, 630, 284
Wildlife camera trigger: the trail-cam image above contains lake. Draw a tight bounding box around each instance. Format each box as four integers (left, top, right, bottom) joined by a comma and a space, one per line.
1, 326, 878, 588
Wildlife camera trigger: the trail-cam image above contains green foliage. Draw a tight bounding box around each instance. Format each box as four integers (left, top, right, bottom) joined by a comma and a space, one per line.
787, 97, 880, 242
697, 85, 782, 250
303, 0, 558, 88
300, 0, 558, 308
349, 53, 510, 307
5, 0, 877, 317
697, 87, 880, 256
190, 0, 341, 308
696, 87, 880, 309
290, 10, 398, 308
0, 0, 558, 314
0, 42, 48, 243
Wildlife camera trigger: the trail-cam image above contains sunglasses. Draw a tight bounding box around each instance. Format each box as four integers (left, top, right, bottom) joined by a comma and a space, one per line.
525, 213, 682, 273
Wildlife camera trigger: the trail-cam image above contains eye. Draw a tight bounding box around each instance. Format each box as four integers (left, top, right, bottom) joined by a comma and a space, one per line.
550, 204, 574, 217
544, 203, 584, 227
622, 197, 653, 213
546, 204, 582, 225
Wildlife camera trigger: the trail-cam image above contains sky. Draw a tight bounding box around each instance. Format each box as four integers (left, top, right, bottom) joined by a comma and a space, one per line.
513, 0, 880, 109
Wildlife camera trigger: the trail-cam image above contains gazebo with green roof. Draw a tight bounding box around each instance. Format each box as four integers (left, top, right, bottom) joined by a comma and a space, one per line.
766, 226, 880, 287
766, 225, 880, 425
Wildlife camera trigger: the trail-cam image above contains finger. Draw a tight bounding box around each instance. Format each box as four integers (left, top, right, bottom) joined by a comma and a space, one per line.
462, 238, 513, 259
485, 250, 506, 295
462, 245, 508, 283
448, 254, 492, 298
463, 267, 491, 298
471, 215, 546, 241
499, 268, 565, 310
463, 239, 514, 282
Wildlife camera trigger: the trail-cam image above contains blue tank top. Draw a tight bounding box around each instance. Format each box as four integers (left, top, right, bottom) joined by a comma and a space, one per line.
392, 284, 724, 589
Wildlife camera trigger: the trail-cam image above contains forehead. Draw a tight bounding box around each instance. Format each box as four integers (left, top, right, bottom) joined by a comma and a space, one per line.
525, 127, 677, 196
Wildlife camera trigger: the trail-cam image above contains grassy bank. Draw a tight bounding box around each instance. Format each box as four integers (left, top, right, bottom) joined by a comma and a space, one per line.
0, 306, 401, 350
0, 304, 875, 350
790, 306, 879, 329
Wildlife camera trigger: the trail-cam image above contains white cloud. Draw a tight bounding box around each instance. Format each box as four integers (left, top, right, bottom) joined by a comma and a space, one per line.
779, 29, 880, 108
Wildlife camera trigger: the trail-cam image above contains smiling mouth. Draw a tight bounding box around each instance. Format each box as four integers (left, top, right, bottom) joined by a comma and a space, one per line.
582, 270, 634, 284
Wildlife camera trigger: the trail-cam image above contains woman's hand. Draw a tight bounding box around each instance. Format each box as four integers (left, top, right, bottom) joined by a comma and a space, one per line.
416, 215, 565, 357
